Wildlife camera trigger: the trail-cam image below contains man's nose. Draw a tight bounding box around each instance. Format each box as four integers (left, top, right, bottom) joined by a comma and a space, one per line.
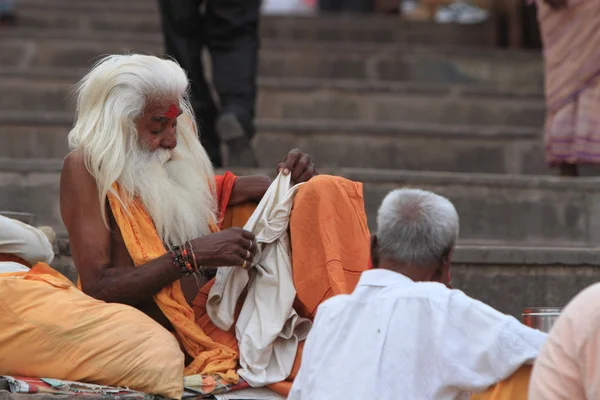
160, 129, 177, 150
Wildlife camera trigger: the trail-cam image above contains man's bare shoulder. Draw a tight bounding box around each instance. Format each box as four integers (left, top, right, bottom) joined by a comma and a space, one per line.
60, 148, 103, 228
62, 148, 87, 177
61, 149, 97, 194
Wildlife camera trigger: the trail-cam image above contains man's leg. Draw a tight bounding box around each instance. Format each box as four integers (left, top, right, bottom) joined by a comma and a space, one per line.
205, 0, 260, 167
191, 177, 370, 396
157, 0, 223, 167
269, 175, 371, 396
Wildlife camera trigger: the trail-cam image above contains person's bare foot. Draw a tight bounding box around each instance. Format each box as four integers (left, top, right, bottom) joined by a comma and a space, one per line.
558, 163, 579, 177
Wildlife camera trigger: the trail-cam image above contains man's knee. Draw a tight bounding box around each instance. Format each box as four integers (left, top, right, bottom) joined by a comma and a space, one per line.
295, 175, 360, 204
297, 175, 336, 195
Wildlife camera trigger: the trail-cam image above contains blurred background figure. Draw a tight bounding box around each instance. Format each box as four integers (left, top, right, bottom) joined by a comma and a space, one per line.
0, 0, 16, 25
535, 0, 600, 177
400, 0, 489, 23
157, 0, 259, 168
263, 0, 315, 14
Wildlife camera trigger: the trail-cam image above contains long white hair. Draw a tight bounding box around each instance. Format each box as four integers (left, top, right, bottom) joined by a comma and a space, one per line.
68, 54, 218, 247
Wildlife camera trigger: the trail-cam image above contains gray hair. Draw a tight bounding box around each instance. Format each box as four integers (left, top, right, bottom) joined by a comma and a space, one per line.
376, 188, 459, 267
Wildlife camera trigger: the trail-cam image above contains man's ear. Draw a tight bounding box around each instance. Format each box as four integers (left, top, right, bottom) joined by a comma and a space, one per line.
441, 248, 454, 287
370, 235, 380, 268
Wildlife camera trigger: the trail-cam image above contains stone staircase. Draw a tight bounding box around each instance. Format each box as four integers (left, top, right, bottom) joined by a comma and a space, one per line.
2, 0, 599, 318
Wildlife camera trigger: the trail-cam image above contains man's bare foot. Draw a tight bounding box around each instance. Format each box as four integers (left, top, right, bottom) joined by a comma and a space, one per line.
558, 163, 579, 177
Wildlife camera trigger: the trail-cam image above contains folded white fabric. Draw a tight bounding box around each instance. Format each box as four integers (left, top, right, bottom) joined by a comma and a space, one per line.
0, 214, 54, 273
207, 172, 312, 387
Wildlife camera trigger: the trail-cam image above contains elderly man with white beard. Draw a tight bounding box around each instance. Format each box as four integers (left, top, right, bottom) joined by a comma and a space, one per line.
38, 54, 370, 397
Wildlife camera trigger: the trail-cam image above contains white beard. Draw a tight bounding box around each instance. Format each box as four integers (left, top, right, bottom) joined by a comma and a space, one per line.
118, 142, 217, 248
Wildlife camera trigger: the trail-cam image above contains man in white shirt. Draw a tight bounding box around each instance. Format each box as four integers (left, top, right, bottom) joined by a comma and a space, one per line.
289, 188, 547, 400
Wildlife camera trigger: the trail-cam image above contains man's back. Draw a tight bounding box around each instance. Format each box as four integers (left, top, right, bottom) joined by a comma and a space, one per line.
289, 269, 547, 400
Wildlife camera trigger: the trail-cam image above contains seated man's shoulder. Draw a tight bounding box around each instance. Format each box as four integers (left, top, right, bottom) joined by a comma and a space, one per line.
561, 283, 600, 324
63, 148, 85, 172
316, 294, 352, 314
61, 149, 96, 189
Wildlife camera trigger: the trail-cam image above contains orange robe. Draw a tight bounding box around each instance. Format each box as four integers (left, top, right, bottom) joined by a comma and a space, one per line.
109, 173, 371, 396
471, 365, 532, 400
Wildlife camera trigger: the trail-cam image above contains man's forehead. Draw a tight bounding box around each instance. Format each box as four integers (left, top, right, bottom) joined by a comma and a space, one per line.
164, 104, 180, 119
144, 100, 181, 121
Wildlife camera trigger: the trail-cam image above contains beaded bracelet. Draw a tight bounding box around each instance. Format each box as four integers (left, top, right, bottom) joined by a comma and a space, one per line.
186, 241, 199, 272
170, 244, 195, 275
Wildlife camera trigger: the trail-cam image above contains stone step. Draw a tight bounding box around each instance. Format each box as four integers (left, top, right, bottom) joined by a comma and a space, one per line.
0, 74, 545, 127
452, 246, 600, 319
1, 29, 543, 85
2, 159, 599, 246
0, 111, 545, 174
14, 4, 496, 47
18, 0, 157, 11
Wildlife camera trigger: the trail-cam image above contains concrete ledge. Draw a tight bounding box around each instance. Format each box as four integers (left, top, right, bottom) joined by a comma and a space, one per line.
0, 115, 545, 174
3, 163, 600, 245
1, 27, 540, 59
455, 245, 600, 265
0, 157, 63, 172
1, 32, 543, 85
0, 110, 539, 139
452, 263, 600, 318
0, 71, 545, 98
0, 76, 546, 128
13, 8, 496, 46
18, 0, 157, 11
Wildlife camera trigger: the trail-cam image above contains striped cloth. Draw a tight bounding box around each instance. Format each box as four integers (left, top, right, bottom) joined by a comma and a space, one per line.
535, 0, 600, 165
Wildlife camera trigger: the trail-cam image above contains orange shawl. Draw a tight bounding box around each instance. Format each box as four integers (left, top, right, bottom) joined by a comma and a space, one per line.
107, 172, 239, 381
536, 0, 600, 112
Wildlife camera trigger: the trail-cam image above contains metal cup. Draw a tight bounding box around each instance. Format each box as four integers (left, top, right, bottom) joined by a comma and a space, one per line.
522, 307, 562, 333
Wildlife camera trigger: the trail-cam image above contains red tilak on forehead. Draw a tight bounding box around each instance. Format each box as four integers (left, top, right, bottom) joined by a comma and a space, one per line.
164, 104, 180, 119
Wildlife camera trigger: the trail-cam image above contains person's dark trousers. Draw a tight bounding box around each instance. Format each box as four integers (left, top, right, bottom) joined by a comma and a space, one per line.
157, 0, 260, 168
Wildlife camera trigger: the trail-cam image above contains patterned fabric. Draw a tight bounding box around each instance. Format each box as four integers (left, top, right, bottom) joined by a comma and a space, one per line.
1, 376, 154, 399
1, 375, 249, 399
535, 0, 600, 165
184, 374, 249, 397
544, 78, 600, 165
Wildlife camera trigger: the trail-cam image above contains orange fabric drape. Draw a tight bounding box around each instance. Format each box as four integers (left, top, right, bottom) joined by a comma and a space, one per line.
107, 173, 239, 382
109, 173, 370, 396
471, 365, 533, 400
192, 175, 371, 396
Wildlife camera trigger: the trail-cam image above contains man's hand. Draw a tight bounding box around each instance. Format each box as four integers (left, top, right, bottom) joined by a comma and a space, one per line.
277, 149, 318, 185
192, 228, 258, 268
544, 0, 566, 9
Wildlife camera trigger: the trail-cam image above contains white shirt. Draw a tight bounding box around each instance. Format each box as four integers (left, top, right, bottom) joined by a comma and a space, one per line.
289, 269, 547, 400
0, 215, 54, 273
207, 173, 311, 386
